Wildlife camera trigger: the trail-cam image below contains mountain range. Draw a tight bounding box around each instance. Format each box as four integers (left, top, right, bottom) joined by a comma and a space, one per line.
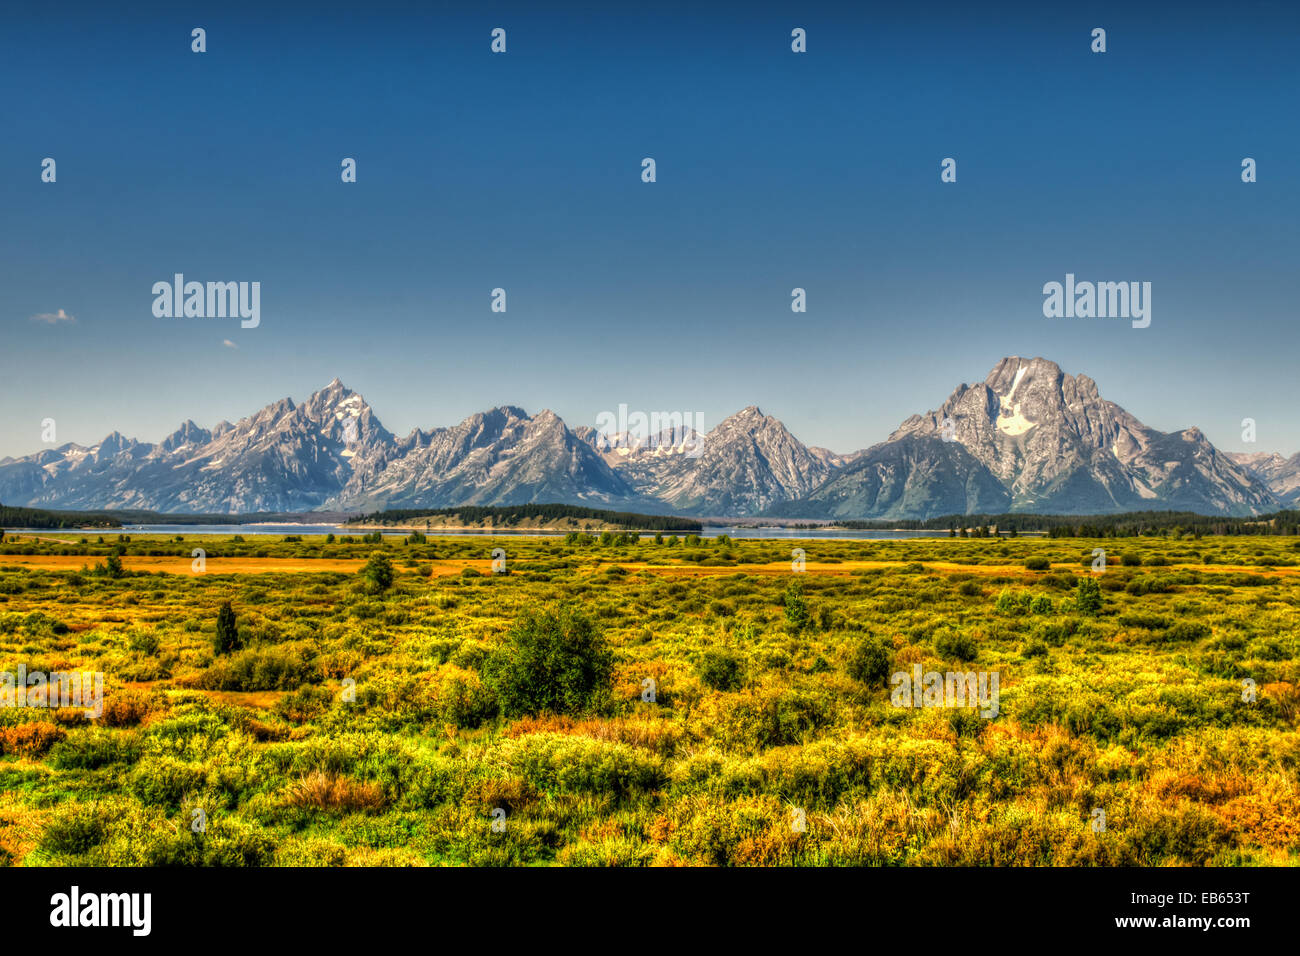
2, 358, 1296, 519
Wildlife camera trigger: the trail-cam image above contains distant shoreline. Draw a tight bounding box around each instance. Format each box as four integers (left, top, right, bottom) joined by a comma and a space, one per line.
348, 518, 641, 533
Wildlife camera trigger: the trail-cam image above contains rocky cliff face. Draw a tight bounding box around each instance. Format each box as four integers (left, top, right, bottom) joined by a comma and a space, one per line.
775, 357, 1279, 519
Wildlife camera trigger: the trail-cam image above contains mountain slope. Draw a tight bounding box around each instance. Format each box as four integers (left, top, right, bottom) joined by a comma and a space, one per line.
1227, 452, 1300, 507
581, 406, 839, 516
773, 357, 1278, 519
768, 434, 1010, 519
327, 406, 634, 510
0, 362, 1284, 518
0, 380, 393, 513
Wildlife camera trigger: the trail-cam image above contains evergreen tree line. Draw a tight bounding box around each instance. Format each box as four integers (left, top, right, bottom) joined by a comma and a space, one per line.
0, 503, 123, 530
834, 509, 1300, 537
347, 504, 702, 532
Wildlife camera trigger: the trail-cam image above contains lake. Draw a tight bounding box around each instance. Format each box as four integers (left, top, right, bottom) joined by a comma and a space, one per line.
9, 523, 953, 541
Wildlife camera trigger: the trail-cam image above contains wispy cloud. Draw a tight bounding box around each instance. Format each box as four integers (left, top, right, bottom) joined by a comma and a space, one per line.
222, 339, 238, 350
30, 308, 75, 324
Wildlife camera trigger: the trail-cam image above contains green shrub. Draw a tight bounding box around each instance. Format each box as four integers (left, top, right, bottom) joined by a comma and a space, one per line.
1163, 621, 1211, 643
503, 733, 664, 797
846, 635, 893, 686
199, 646, 319, 691
697, 649, 744, 691
128, 755, 208, 808
434, 672, 497, 728
49, 728, 143, 770
995, 589, 1031, 616
948, 708, 986, 738
482, 607, 612, 718
1118, 612, 1171, 631
40, 803, 110, 856
275, 684, 334, 723
129, 629, 161, 654
934, 628, 977, 663
717, 687, 832, 749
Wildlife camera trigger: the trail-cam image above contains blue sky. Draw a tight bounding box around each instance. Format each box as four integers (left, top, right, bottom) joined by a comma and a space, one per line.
2, 0, 1298, 460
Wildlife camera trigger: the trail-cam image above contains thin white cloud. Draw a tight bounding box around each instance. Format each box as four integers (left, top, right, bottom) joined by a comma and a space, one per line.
222, 339, 239, 350
30, 308, 75, 324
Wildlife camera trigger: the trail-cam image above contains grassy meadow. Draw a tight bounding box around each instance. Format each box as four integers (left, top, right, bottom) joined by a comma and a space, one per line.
1, 530, 1298, 866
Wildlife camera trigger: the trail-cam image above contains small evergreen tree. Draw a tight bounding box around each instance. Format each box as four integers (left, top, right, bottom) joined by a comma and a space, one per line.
100, 549, 125, 579
784, 581, 810, 632
362, 551, 395, 592
214, 601, 239, 654
1075, 577, 1104, 615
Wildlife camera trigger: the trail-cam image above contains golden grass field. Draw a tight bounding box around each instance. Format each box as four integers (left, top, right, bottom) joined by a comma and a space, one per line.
1, 529, 1298, 866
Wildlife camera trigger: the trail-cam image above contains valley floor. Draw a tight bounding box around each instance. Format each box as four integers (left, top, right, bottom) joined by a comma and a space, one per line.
1, 532, 1297, 866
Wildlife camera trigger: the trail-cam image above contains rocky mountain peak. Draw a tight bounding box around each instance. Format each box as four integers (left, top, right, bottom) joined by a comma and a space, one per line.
782, 357, 1280, 519
159, 420, 212, 453
0, 361, 1291, 517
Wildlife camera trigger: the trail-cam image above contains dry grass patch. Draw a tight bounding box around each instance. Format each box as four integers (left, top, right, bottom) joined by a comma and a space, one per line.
283, 771, 387, 813
0, 721, 66, 757
506, 714, 681, 754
